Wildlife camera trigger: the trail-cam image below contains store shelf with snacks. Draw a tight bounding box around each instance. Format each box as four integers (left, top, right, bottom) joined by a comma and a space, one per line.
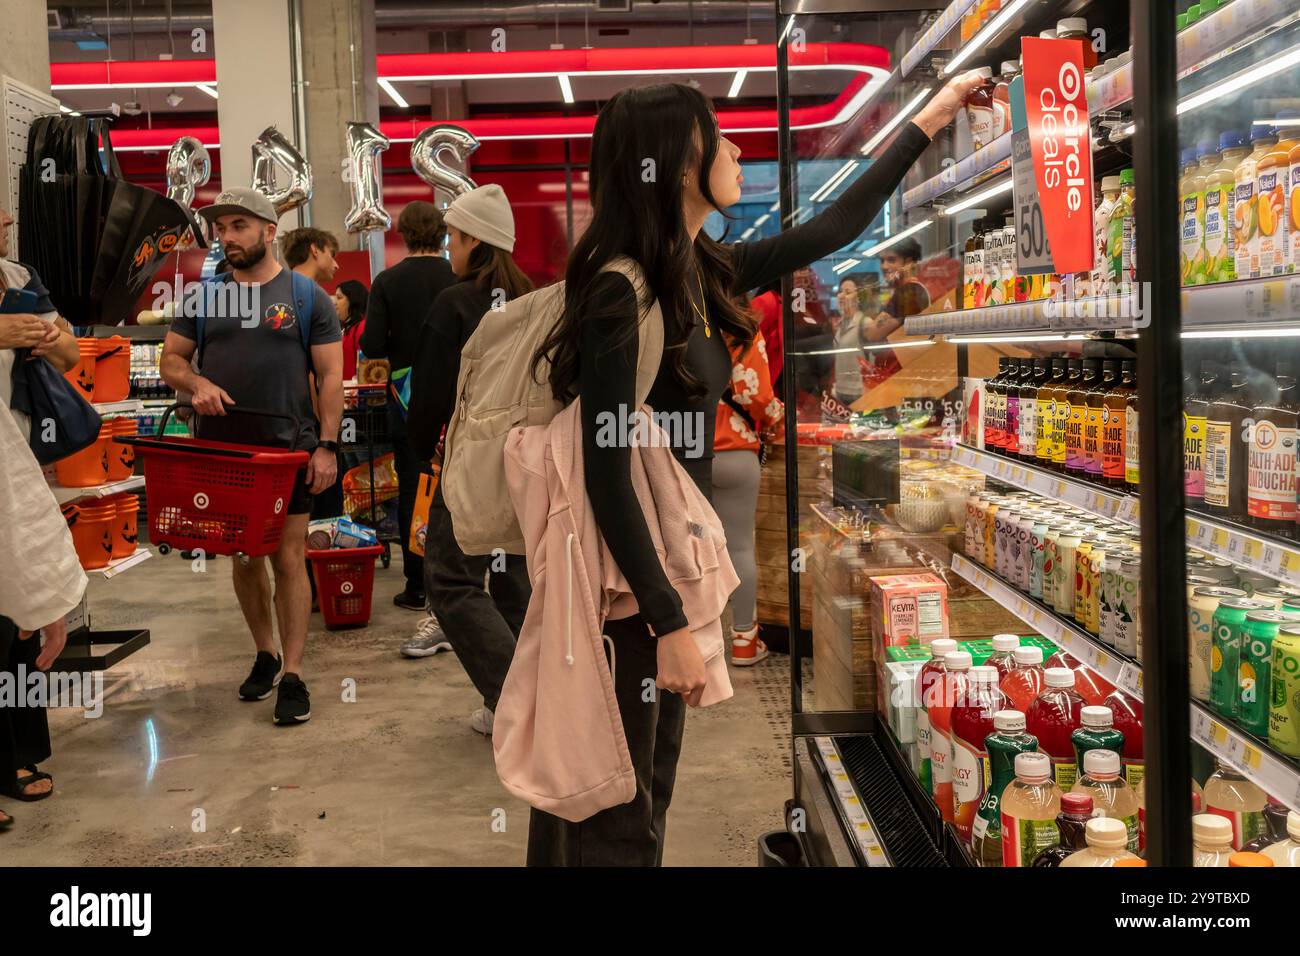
91, 547, 152, 580
950, 553, 1140, 698
1191, 706, 1300, 814
52, 475, 145, 506
952, 445, 1140, 523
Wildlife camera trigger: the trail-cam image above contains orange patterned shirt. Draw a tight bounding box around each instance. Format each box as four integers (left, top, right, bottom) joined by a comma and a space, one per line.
714, 335, 784, 454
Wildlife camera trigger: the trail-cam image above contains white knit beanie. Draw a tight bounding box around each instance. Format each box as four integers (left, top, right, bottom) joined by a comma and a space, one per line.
443, 184, 516, 253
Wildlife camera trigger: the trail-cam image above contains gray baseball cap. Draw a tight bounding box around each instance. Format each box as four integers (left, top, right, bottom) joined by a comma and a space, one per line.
197, 186, 278, 224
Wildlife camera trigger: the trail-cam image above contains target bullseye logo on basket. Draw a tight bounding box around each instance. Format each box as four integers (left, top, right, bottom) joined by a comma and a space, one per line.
274, 497, 284, 514
341, 581, 354, 595
193, 492, 210, 510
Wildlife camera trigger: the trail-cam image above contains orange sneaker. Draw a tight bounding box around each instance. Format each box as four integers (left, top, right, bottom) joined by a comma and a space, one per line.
731, 625, 769, 666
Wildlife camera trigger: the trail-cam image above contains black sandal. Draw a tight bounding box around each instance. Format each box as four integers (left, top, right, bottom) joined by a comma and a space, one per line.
0, 808, 13, 830
2, 766, 54, 802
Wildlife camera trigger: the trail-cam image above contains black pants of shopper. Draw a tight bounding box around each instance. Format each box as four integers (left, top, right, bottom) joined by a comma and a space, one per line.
423, 483, 530, 712
526, 612, 686, 867
386, 401, 424, 597
0, 616, 51, 776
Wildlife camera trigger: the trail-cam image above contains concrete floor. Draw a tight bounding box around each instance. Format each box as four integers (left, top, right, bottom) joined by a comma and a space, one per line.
2, 551, 791, 866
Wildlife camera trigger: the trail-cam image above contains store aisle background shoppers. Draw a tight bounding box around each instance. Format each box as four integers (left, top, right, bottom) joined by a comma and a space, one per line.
525, 72, 979, 867
160, 188, 344, 725
713, 333, 783, 666
361, 202, 455, 611
404, 185, 533, 734
0, 215, 86, 825
332, 280, 369, 383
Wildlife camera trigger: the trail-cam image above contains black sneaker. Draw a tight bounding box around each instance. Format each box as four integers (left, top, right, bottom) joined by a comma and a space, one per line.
238, 651, 283, 701
274, 673, 312, 725
393, 588, 426, 612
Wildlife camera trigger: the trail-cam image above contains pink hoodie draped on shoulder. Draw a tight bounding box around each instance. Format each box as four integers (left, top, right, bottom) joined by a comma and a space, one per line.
494, 400, 737, 823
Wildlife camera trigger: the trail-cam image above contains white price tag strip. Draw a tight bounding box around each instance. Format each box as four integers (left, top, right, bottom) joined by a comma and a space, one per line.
1117, 662, 1144, 699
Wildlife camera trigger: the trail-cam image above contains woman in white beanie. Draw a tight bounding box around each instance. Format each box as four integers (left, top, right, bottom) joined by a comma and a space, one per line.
406, 184, 534, 733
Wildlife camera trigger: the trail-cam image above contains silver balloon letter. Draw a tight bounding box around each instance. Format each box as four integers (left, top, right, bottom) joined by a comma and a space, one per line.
343, 122, 392, 234
250, 126, 313, 216
410, 124, 479, 203
165, 136, 210, 207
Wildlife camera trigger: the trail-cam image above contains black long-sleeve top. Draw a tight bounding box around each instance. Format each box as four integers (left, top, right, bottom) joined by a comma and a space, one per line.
583, 121, 931, 637
360, 255, 456, 371
408, 280, 494, 462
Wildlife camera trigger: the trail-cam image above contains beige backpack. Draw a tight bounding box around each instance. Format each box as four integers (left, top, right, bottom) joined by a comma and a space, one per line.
441, 256, 664, 555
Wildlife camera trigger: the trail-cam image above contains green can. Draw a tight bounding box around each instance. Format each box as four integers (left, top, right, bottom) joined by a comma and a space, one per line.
1253, 587, 1300, 610
1210, 598, 1274, 718
1239, 611, 1300, 736
1269, 627, 1300, 758
1282, 597, 1300, 616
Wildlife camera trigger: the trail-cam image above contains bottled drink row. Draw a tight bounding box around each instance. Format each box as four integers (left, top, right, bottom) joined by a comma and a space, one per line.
914, 635, 1300, 866
979, 355, 1138, 488
966, 487, 1300, 759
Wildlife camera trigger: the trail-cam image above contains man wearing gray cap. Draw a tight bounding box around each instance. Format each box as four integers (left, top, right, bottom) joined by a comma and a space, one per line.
160, 187, 344, 726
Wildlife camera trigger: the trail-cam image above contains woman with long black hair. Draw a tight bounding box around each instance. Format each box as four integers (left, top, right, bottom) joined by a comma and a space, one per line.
330, 279, 369, 383
529, 72, 982, 866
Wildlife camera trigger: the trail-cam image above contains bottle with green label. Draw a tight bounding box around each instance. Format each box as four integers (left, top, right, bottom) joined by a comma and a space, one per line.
1072, 749, 1141, 853
1109, 168, 1136, 297
1001, 751, 1064, 867
1072, 705, 1126, 769
1180, 146, 1207, 286
972, 709, 1039, 867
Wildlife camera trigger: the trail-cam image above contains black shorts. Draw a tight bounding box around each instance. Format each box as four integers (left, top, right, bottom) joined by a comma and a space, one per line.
287, 467, 314, 515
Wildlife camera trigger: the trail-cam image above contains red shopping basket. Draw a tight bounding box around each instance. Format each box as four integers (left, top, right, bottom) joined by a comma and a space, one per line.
308, 545, 384, 629
115, 404, 309, 557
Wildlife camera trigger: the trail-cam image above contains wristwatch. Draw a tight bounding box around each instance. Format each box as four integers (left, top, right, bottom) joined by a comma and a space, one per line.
316, 439, 340, 454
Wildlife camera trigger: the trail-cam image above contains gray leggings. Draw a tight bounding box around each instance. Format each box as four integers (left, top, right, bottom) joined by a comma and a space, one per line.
711, 449, 761, 631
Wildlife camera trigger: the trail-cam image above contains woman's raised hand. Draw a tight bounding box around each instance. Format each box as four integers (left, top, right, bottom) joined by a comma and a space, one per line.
913, 69, 991, 139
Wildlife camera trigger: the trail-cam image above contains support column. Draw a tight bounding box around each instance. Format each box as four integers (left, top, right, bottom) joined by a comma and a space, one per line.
212, 0, 301, 229
0, 4, 52, 227
301, 0, 378, 247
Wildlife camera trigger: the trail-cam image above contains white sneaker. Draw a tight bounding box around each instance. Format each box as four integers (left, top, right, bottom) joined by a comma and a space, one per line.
400, 615, 452, 658
470, 706, 494, 736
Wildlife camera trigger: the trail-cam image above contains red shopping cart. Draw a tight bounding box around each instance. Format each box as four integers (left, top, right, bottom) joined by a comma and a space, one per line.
115, 403, 309, 557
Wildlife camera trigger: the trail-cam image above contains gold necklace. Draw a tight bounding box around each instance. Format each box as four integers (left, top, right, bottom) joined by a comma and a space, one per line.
689, 267, 711, 337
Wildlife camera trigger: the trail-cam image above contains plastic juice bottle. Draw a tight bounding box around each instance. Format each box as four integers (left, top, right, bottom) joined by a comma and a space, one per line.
1180, 146, 1207, 286
1191, 139, 1222, 284
1053, 359, 1081, 472
1247, 360, 1299, 539
915, 637, 958, 798
1060, 816, 1138, 867
986, 634, 1021, 682
1045, 649, 1114, 705
1184, 361, 1217, 507
972, 709, 1038, 866
1072, 704, 1125, 769
1257, 122, 1298, 276
951, 665, 1008, 843
930, 650, 972, 823
1124, 360, 1140, 488
1001, 752, 1064, 867
1092, 176, 1121, 296
1030, 792, 1093, 867
1004, 357, 1023, 455
1260, 811, 1300, 866
1204, 362, 1255, 520
1056, 17, 1097, 69
1243, 796, 1295, 852
1066, 358, 1097, 476
985, 355, 1008, 450
1270, 627, 1300, 757
1236, 126, 1277, 280
1203, 758, 1267, 850
1018, 358, 1045, 462
1002, 645, 1045, 713
1194, 813, 1236, 867
1084, 360, 1114, 481
1109, 168, 1135, 297
1028, 667, 1086, 790
1072, 749, 1140, 852
963, 221, 986, 310
1002, 215, 1019, 303
1205, 131, 1249, 283
1290, 127, 1300, 275
1102, 360, 1132, 488
985, 223, 1006, 307
1037, 357, 1066, 468
965, 67, 996, 151
992, 60, 1016, 142
1240, 614, 1300, 736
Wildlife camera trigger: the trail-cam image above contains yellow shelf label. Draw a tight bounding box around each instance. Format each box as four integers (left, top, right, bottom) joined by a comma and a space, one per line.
1211, 529, 1230, 550
1242, 745, 1262, 771
1211, 722, 1229, 748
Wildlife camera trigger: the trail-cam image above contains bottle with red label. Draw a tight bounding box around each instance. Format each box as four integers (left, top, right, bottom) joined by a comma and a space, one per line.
986, 634, 1022, 683
951, 666, 1008, 844
1248, 360, 1298, 539
1001, 645, 1045, 713
930, 650, 973, 823
915, 638, 958, 798
1027, 667, 1086, 790
1102, 688, 1144, 787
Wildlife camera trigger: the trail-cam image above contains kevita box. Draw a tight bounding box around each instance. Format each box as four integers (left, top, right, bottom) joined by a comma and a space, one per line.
869, 572, 951, 647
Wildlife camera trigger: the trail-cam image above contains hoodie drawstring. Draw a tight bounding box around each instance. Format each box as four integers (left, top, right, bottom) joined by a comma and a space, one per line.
565, 532, 575, 666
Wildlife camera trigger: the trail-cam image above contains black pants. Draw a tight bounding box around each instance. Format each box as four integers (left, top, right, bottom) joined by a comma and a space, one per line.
526, 613, 686, 867
0, 616, 51, 775
386, 401, 424, 595
423, 484, 530, 712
